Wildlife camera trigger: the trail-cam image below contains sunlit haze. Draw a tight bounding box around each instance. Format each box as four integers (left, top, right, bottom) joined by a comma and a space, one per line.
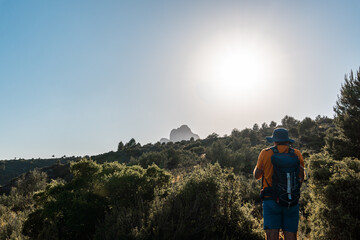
188, 30, 284, 103
1, 1, 360, 159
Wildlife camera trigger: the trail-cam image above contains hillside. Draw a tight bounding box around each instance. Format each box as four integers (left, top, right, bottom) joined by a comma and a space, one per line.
0, 157, 75, 186
0, 115, 332, 191
1, 113, 359, 239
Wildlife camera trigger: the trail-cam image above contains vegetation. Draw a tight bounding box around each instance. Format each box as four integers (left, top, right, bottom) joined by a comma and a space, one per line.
0, 169, 47, 240
306, 153, 360, 240
0, 68, 359, 239
325, 67, 360, 159
0, 157, 74, 187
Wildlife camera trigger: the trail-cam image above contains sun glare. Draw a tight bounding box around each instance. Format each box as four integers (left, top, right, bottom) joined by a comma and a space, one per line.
210, 44, 264, 96
189, 32, 283, 104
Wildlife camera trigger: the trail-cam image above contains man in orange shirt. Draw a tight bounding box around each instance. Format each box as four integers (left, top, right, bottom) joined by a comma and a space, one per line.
253, 128, 304, 240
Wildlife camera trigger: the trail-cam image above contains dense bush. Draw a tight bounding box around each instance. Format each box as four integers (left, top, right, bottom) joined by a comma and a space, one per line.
307, 153, 360, 240
0, 205, 28, 240
147, 163, 263, 240
23, 159, 172, 240
0, 169, 47, 240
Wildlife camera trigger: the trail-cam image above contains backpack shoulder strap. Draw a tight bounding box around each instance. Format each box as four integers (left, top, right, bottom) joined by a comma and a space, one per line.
270, 146, 279, 153
262, 175, 271, 188
289, 147, 294, 154
263, 146, 280, 188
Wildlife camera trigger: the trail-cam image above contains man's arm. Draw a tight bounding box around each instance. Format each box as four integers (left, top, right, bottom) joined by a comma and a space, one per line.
295, 149, 305, 182
253, 166, 263, 179
299, 166, 305, 182
254, 150, 264, 179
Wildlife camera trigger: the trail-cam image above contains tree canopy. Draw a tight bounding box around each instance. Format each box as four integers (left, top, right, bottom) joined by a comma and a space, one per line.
326, 68, 360, 159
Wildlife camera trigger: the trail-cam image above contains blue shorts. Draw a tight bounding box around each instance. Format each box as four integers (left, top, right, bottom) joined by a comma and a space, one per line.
262, 200, 299, 232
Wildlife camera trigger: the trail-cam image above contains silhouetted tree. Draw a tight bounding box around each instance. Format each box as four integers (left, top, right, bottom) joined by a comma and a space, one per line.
206, 133, 219, 139
298, 117, 324, 152
281, 115, 299, 138
326, 68, 360, 159
125, 138, 137, 149
269, 121, 277, 129
117, 141, 124, 151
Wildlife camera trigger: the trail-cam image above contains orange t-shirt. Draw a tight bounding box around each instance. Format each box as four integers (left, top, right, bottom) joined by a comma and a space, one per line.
256, 145, 304, 189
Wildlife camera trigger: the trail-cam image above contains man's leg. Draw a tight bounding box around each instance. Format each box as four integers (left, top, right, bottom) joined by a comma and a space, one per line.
265, 229, 279, 240
282, 204, 299, 240
283, 231, 297, 240
263, 200, 282, 239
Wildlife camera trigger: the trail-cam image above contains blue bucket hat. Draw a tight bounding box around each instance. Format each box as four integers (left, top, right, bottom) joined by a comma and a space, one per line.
266, 128, 295, 143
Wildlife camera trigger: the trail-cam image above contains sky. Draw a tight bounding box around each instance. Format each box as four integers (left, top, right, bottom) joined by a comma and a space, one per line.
1, 0, 360, 160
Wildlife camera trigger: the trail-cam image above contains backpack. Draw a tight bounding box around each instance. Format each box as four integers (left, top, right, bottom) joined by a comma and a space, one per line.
261, 146, 301, 207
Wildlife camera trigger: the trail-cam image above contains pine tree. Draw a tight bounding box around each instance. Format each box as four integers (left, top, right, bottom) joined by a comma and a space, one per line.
326, 68, 360, 159
117, 141, 124, 151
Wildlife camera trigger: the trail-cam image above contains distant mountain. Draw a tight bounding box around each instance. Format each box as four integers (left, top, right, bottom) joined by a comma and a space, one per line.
160, 125, 200, 143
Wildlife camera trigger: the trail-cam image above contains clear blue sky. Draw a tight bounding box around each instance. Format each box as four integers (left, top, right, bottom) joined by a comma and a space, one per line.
1, 0, 359, 160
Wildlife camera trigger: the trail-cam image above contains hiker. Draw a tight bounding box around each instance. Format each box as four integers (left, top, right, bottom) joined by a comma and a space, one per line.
253, 128, 304, 240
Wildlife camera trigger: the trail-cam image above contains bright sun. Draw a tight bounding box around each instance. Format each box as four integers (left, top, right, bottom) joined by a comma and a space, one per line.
189, 32, 280, 103
210, 44, 264, 96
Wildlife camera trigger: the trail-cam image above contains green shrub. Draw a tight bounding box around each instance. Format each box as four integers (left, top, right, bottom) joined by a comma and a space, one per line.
139, 152, 167, 169
148, 163, 262, 240
0, 169, 47, 240
0, 204, 29, 240
94, 164, 171, 239
307, 153, 360, 240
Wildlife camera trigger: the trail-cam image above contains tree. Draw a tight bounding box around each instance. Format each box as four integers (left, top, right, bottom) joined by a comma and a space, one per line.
117, 141, 124, 151
298, 117, 316, 133
326, 68, 360, 159
259, 122, 272, 137
269, 121, 277, 129
281, 115, 299, 138
139, 152, 167, 168
13, 169, 47, 196
206, 133, 219, 139
125, 138, 137, 149
206, 141, 232, 167
281, 115, 299, 129
297, 117, 328, 152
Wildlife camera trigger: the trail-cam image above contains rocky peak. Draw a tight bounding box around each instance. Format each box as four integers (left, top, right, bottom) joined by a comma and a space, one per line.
160, 125, 200, 143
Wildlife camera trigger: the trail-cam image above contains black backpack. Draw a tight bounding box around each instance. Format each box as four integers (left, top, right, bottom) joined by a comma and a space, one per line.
261, 146, 301, 207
